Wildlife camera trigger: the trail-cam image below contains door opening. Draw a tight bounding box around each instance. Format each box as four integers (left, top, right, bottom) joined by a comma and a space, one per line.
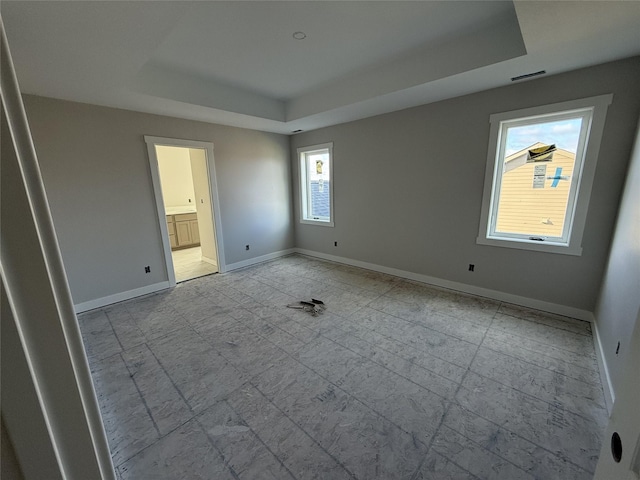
145, 137, 225, 286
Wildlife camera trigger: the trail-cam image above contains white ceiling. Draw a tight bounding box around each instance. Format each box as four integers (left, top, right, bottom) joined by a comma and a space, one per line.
3, 1, 640, 135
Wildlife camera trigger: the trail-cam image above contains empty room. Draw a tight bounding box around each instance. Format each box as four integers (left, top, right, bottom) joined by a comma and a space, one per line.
2, 2, 640, 480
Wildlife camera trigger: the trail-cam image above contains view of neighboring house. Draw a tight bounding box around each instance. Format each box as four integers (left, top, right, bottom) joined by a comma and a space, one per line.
310, 180, 331, 218
497, 142, 576, 237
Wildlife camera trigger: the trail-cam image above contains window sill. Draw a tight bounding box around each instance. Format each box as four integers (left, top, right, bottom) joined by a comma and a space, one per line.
476, 236, 582, 256
301, 219, 334, 227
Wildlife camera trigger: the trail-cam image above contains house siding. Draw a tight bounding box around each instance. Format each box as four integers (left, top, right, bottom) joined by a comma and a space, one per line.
310, 180, 330, 218
496, 148, 576, 237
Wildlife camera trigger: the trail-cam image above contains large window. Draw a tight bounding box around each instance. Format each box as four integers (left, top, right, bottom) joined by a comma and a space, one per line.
298, 143, 334, 226
477, 95, 612, 255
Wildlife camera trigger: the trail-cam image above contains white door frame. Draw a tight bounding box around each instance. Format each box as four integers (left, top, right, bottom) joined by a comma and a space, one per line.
594, 307, 640, 479
144, 136, 226, 286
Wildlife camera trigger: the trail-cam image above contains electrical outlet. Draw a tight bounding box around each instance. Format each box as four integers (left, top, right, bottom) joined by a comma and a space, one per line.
144, 266, 151, 273
245, 245, 250, 251
468, 264, 475, 272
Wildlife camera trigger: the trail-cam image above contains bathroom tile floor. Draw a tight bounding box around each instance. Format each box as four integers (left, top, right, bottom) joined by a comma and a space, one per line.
78, 254, 608, 480
172, 246, 218, 282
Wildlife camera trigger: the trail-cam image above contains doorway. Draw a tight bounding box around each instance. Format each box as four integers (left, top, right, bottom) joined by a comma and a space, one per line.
145, 136, 226, 286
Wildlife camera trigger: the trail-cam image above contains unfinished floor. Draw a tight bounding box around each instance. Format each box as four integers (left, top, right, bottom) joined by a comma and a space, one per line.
78, 254, 607, 480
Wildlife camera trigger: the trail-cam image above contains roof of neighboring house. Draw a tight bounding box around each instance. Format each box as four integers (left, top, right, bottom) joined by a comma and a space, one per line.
504, 142, 575, 173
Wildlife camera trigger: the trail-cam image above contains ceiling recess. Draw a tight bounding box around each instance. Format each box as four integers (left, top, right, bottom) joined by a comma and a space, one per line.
4, 1, 640, 135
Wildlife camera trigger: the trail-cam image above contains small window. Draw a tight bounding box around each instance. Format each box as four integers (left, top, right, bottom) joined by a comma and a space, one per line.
298, 143, 334, 226
477, 95, 612, 255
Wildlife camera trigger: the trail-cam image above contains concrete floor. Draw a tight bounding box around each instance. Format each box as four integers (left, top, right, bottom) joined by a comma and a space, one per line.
78, 254, 607, 480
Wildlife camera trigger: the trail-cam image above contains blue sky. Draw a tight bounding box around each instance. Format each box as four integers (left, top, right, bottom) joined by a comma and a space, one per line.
505, 118, 582, 156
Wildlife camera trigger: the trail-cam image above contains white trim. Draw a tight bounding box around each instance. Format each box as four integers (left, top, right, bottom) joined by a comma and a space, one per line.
144, 136, 218, 151
477, 94, 613, 255
1, 19, 115, 479
74, 281, 170, 313
225, 249, 296, 272
592, 315, 615, 414
476, 236, 583, 256
1, 266, 68, 476
294, 249, 617, 403
201, 256, 219, 267
75, 249, 293, 311
144, 140, 176, 285
71, 243, 616, 413
488, 95, 613, 124
144, 136, 227, 286
295, 248, 593, 321
298, 142, 335, 227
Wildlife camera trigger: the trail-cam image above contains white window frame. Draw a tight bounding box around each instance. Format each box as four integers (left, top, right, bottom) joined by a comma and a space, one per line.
477, 94, 612, 255
298, 142, 334, 227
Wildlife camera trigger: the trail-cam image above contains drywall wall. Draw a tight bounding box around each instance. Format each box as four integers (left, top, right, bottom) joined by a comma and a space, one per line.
594, 115, 640, 398
189, 147, 218, 265
594, 309, 640, 479
291, 56, 640, 312
1, 416, 25, 480
156, 145, 196, 207
1, 98, 110, 478
1, 282, 62, 480
23, 95, 292, 305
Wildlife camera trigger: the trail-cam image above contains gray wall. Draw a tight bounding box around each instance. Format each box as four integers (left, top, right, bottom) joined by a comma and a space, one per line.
595, 115, 640, 397
1, 416, 26, 480
291, 57, 640, 312
1, 100, 108, 478
23, 95, 293, 304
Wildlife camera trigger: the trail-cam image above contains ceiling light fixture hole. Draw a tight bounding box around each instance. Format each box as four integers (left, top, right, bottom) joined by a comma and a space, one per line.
293, 31, 307, 40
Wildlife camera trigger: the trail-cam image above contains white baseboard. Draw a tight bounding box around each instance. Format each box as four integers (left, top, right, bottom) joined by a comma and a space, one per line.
299, 248, 617, 411
295, 248, 593, 321
591, 315, 615, 414
73, 248, 294, 312
72, 247, 615, 410
225, 248, 296, 272
295, 249, 622, 410
201, 256, 218, 267
74, 281, 170, 313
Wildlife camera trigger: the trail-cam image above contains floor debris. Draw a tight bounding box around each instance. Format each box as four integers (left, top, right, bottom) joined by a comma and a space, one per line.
287, 299, 326, 316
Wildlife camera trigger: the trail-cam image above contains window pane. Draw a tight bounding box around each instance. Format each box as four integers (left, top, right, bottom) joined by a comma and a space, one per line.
495, 117, 583, 237
306, 151, 330, 219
